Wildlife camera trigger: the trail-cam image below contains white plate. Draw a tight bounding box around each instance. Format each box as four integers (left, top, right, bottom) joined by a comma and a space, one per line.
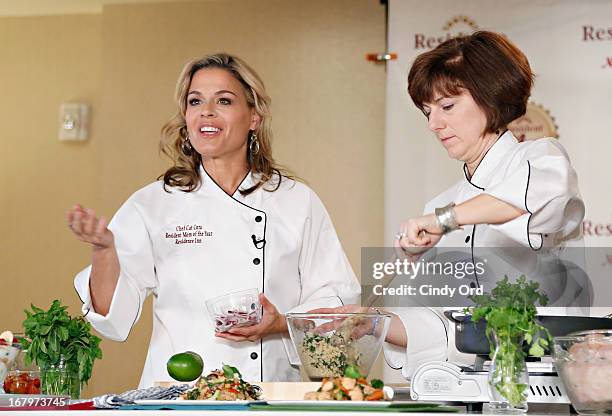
133, 399, 265, 406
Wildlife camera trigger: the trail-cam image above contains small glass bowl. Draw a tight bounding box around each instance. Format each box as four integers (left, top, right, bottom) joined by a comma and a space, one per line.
553, 329, 612, 414
3, 370, 41, 395
205, 288, 262, 332
0, 339, 22, 389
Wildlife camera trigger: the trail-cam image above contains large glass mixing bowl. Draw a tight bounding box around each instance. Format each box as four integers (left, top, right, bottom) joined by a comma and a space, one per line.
286, 312, 391, 380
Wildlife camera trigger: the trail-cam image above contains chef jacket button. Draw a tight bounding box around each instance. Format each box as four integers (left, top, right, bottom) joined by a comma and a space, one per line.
253, 258, 261, 265
255, 215, 262, 223
250, 352, 258, 360
465, 235, 470, 243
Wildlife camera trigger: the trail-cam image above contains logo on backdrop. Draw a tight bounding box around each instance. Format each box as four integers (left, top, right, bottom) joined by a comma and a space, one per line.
580, 26, 612, 69
508, 102, 559, 142
583, 220, 612, 237
582, 25, 612, 42
414, 15, 479, 50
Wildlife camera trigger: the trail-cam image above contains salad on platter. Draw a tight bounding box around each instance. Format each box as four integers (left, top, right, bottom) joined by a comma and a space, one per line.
181, 364, 261, 401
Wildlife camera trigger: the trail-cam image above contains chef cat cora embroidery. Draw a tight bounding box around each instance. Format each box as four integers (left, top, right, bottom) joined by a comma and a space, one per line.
165, 224, 213, 245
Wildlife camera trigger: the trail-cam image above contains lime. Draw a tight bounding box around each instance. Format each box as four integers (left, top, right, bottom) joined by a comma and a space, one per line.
167, 351, 204, 382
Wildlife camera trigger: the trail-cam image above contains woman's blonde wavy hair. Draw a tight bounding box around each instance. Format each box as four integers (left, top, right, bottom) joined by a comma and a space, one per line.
159, 53, 291, 194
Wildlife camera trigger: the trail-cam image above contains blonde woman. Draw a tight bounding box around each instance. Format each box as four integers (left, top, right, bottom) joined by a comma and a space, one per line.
67, 54, 360, 387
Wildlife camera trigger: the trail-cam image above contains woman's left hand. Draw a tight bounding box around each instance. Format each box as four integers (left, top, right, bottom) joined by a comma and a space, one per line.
397, 213, 443, 253
215, 294, 287, 342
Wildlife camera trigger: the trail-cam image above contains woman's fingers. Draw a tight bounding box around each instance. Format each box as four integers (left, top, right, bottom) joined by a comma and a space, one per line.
96, 216, 108, 235
406, 220, 426, 244
397, 215, 443, 252
313, 320, 343, 334
308, 305, 358, 314
219, 323, 262, 342
67, 205, 113, 248
70, 209, 84, 235
215, 332, 258, 342
82, 209, 97, 235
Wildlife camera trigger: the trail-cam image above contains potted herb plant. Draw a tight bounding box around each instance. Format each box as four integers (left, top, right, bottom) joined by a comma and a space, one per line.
21, 300, 102, 398
467, 276, 551, 413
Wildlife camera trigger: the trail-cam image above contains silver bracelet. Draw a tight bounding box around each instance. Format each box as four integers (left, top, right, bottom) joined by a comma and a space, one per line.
434, 202, 460, 234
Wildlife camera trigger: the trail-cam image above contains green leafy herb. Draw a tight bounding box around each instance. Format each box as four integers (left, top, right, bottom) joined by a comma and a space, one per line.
343, 364, 363, 379
465, 275, 551, 407
370, 379, 384, 389
222, 363, 241, 379
21, 300, 102, 397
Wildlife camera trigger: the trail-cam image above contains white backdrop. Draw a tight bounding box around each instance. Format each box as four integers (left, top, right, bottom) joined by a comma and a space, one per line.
384, 0, 612, 381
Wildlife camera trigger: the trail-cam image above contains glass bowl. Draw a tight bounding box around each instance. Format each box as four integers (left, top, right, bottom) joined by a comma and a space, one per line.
0, 340, 21, 389
205, 288, 262, 332
3, 370, 41, 395
553, 329, 612, 414
286, 313, 391, 380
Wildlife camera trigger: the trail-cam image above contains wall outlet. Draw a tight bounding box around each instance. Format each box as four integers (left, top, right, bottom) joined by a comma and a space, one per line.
59, 103, 89, 141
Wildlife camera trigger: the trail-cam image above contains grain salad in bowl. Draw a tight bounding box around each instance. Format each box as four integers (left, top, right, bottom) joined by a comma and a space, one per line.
286, 312, 391, 380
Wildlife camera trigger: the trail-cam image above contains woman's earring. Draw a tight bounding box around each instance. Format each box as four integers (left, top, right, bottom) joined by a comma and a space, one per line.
181, 135, 193, 156
249, 132, 260, 156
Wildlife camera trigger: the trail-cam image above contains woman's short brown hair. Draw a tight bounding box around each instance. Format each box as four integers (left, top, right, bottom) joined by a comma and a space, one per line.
408, 31, 534, 134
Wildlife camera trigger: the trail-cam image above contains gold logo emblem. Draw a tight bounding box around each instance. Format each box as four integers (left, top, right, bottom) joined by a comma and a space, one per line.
508, 102, 559, 142
442, 16, 479, 32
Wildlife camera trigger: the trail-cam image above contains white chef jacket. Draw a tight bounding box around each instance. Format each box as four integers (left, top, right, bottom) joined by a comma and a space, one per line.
383, 130, 586, 378
74, 167, 361, 388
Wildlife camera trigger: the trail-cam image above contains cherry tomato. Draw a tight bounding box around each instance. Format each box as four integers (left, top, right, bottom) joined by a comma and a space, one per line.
27, 384, 39, 394
13, 381, 28, 394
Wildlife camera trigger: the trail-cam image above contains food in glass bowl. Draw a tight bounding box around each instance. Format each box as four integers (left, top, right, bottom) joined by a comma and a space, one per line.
553, 329, 612, 414
0, 331, 22, 386
205, 289, 262, 332
3, 370, 41, 395
286, 313, 391, 380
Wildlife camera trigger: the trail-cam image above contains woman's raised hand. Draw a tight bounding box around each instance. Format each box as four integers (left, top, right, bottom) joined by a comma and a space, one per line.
66, 204, 114, 250
396, 214, 443, 254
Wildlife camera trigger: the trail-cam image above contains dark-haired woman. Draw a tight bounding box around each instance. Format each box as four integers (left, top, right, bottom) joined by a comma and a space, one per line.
66, 54, 360, 387
387, 30, 586, 378
320, 31, 585, 379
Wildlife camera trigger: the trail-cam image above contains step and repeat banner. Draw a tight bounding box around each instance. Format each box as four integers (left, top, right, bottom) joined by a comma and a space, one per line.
382, 0, 612, 379
385, 0, 611, 246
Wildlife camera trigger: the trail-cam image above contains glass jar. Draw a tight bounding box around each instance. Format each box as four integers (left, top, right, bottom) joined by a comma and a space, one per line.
3, 341, 41, 395
1, 332, 24, 393
40, 357, 80, 399
3, 370, 41, 394
486, 331, 529, 413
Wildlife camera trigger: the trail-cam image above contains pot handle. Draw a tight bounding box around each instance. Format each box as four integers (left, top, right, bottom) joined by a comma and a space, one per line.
443, 309, 467, 324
